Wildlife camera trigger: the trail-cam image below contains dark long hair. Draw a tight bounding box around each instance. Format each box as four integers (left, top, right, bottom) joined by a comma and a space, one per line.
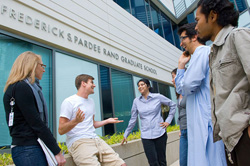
137, 78, 153, 93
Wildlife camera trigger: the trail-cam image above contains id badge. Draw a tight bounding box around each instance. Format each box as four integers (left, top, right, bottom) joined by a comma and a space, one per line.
8, 112, 14, 126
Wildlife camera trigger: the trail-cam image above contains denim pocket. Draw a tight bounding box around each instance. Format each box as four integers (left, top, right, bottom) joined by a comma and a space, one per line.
12, 145, 47, 166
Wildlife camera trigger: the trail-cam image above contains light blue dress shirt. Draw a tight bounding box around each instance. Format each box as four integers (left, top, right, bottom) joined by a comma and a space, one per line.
124, 93, 176, 139
175, 46, 226, 166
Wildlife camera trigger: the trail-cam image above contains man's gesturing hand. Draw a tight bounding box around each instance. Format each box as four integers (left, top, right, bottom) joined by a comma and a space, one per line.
75, 108, 85, 123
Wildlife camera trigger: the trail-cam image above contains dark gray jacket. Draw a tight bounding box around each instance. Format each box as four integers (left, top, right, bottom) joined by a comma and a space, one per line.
177, 96, 187, 130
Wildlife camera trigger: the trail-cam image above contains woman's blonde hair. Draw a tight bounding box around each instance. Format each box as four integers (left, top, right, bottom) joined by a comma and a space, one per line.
4, 51, 41, 92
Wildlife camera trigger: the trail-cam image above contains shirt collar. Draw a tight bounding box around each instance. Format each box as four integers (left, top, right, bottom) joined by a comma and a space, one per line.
139, 92, 153, 100
213, 25, 235, 47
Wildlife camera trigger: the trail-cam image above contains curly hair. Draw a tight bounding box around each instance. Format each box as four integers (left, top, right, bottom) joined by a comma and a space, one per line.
178, 22, 206, 45
197, 0, 239, 27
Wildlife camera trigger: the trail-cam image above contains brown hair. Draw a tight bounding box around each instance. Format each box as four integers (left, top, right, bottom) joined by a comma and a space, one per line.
75, 74, 94, 90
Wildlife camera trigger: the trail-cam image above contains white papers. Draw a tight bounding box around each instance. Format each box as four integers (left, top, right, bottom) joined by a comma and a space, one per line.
37, 138, 58, 166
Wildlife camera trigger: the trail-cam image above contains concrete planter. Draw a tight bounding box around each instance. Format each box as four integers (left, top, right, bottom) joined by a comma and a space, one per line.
65, 130, 180, 166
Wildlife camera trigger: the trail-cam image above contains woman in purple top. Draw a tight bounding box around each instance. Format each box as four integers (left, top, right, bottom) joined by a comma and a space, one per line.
121, 78, 176, 166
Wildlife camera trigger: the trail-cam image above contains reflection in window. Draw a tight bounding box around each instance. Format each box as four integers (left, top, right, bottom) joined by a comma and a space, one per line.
100, 66, 115, 135
113, 0, 186, 50
55, 52, 101, 141
161, 13, 175, 45
172, 23, 182, 50
111, 69, 138, 133
0, 34, 52, 147
187, 12, 195, 23
114, 0, 131, 13
229, 0, 247, 13
158, 83, 176, 125
158, 83, 171, 101
152, 81, 159, 93
131, 0, 148, 26
133, 76, 143, 98
145, 0, 153, 29
169, 86, 178, 124
150, 3, 164, 37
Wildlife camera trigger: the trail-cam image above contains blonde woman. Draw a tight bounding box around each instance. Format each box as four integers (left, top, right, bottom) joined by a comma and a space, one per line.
3, 51, 65, 166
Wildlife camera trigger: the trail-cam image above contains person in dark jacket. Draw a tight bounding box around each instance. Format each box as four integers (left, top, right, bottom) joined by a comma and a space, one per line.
3, 51, 66, 166
195, 0, 250, 165
171, 68, 188, 166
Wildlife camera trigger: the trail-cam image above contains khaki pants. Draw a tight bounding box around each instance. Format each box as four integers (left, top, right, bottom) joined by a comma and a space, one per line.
69, 138, 125, 166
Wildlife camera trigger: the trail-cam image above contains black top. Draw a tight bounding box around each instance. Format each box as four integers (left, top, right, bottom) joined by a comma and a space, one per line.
3, 81, 61, 155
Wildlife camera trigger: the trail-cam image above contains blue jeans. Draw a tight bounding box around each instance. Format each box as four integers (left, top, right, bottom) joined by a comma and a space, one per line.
12, 145, 48, 166
141, 133, 167, 166
179, 129, 188, 166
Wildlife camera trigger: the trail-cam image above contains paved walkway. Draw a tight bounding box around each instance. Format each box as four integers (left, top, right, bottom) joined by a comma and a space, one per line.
170, 160, 179, 166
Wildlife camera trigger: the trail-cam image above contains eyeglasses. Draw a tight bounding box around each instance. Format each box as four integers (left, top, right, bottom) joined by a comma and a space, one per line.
180, 35, 188, 42
38, 63, 46, 69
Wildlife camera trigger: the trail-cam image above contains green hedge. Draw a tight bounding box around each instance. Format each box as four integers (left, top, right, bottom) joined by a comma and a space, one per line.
0, 125, 179, 165
0, 149, 12, 166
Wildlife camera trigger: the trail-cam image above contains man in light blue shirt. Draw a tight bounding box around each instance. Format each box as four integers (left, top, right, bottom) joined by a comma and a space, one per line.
175, 23, 226, 166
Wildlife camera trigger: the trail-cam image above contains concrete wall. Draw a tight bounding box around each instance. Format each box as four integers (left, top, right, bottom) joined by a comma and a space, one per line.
0, 0, 181, 84
65, 131, 180, 166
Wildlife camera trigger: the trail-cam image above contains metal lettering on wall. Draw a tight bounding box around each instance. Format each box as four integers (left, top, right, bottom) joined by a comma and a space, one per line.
0, 4, 157, 75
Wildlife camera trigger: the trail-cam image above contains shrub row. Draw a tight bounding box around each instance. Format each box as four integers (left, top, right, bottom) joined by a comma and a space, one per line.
0, 125, 179, 165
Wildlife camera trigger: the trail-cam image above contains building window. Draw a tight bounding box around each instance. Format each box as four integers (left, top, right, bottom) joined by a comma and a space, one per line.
158, 83, 176, 125
133, 76, 143, 98
0, 34, 52, 147
114, 0, 131, 13
169, 86, 178, 124
145, 0, 153, 30
152, 81, 159, 93
114, 0, 184, 50
161, 13, 175, 45
150, 3, 164, 37
172, 23, 182, 50
131, 0, 149, 26
187, 12, 195, 23
111, 69, 138, 133
100, 66, 115, 135
229, 0, 247, 13
55, 52, 102, 142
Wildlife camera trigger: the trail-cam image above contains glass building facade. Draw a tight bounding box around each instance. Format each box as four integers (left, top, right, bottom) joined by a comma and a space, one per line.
114, 0, 178, 48
114, 0, 249, 49
0, 32, 176, 147
0, 34, 53, 146
229, 0, 248, 12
